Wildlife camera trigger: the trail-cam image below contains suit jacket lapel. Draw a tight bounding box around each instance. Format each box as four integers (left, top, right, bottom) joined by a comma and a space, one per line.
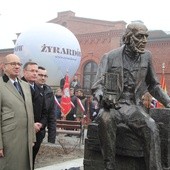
18, 79, 27, 100
5, 80, 24, 102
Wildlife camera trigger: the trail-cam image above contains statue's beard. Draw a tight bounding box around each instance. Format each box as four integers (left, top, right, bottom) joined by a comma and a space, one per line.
129, 36, 146, 54
129, 45, 145, 54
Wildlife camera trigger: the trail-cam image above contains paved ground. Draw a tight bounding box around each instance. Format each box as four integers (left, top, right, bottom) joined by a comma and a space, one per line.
35, 129, 87, 170
35, 158, 83, 170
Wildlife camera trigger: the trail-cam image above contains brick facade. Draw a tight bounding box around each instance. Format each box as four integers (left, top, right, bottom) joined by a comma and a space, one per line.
1, 11, 170, 94
49, 11, 170, 93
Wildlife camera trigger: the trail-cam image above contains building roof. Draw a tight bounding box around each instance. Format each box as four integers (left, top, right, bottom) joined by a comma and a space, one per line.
148, 30, 170, 40
48, 10, 170, 42
48, 10, 127, 34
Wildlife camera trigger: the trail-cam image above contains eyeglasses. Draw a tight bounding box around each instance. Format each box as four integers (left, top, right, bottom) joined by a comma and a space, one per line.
38, 74, 48, 78
5, 62, 22, 67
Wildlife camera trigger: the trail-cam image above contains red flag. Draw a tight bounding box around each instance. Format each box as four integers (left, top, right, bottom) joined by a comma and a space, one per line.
60, 75, 71, 116
160, 73, 167, 93
156, 72, 167, 108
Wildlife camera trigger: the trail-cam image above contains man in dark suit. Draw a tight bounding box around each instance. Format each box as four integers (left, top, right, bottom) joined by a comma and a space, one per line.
66, 88, 77, 121
36, 66, 56, 144
22, 61, 47, 168
0, 54, 35, 170
91, 22, 170, 170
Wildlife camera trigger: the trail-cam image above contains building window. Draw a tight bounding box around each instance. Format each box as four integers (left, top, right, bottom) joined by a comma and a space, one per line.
83, 61, 98, 94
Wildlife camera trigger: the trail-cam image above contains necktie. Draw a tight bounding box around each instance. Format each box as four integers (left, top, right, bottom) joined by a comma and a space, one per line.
30, 84, 35, 91
30, 84, 35, 97
14, 81, 23, 98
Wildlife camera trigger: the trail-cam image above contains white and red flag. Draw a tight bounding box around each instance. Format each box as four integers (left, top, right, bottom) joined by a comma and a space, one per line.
60, 74, 71, 117
54, 96, 62, 109
156, 72, 167, 108
156, 63, 167, 108
77, 98, 85, 112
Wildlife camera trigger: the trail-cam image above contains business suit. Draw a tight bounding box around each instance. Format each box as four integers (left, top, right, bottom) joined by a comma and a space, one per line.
0, 74, 35, 170
43, 84, 56, 143
92, 45, 170, 170
22, 76, 47, 167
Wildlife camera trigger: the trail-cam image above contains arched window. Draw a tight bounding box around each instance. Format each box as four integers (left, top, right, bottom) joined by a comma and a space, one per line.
83, 61, 98, 94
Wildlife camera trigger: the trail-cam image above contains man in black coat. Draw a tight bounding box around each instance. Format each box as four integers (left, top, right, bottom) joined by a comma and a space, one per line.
22, 61, 48, 168
36, 66, 56, 144
91, 22, 170, 170
60, 75, 66, 90
66, 88, 77, 121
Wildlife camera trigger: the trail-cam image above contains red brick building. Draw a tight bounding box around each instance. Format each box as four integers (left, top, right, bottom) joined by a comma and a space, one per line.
1, 10, 170, 94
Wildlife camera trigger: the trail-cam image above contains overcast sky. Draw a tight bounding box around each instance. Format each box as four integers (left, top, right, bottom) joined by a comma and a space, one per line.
0, 0, 169, 49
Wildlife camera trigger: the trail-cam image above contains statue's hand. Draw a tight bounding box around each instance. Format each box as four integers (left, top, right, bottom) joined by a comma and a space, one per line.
102, 99, 121, 110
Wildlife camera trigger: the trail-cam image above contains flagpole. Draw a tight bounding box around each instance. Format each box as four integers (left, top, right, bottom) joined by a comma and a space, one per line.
162, 62, 165, 74
156, 63, 167, 108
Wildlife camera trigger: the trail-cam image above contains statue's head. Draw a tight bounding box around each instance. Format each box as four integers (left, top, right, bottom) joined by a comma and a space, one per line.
122, 22, 148, 54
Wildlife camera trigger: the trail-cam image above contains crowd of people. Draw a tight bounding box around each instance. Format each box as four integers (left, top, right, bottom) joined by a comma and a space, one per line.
0, 23, 166, 170
0, 55, 57, 170
55, 75, 100, 126
0, 54, 100, 170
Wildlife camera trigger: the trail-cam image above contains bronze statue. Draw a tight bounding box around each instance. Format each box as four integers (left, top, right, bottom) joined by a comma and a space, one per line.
91, 22, 170, 170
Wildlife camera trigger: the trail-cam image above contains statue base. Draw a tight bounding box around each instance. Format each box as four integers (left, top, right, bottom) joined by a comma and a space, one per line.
83, 108, 170, 170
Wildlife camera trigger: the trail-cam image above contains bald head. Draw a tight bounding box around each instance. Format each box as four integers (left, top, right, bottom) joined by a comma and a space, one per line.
4, 54, 20, 62
3, 54, 22, 80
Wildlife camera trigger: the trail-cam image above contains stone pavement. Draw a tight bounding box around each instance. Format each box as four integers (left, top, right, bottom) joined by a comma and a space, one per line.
35, 129, 87, 170
35, 158, 83, 170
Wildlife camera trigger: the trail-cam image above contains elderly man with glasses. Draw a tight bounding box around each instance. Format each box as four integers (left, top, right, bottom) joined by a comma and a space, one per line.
0, 54, 35, 170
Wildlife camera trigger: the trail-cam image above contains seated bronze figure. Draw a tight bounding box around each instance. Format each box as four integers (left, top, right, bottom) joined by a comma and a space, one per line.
86, 22, 170, 170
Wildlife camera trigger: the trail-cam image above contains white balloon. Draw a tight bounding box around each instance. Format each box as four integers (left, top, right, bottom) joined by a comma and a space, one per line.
14, 23, 81, 86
